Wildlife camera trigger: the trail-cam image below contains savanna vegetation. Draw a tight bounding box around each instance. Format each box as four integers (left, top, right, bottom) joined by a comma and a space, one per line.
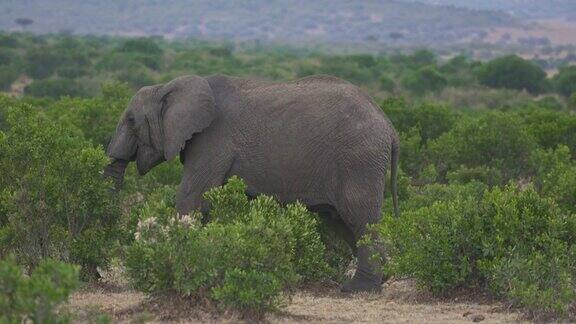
0, 32, 575, 321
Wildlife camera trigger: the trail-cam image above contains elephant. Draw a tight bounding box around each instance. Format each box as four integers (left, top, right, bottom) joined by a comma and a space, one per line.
104, 74, 400, 293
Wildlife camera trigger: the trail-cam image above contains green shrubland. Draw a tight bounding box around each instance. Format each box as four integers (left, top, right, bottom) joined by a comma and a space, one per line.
124, 177, 337, 319
379, 184, 576, 316
0, 256, 80, 323
0, 32, 574, 107
0, 103, 120, 279
0, 32, 575, 319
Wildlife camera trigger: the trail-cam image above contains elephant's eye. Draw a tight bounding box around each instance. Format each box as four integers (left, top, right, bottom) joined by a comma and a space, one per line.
126, 115, 135, 127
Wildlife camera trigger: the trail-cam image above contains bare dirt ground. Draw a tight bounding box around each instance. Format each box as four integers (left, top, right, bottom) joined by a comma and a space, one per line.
67, 279, 527, 323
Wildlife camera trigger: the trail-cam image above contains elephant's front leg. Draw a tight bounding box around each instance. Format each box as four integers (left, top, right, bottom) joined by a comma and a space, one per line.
175, 150, 235, 216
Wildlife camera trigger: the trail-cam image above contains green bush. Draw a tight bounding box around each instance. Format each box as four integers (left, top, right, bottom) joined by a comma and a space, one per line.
57, 65, 89, 79
0, 34, 19, 48
553, 66, 576, 97
380, 184, 576, 316
401, 66, 448, 95
516, 107, 576, 154
382, 99, 459, 180
379, 75, 395, 92
475, 55, 546, 94
124, 177, 332, 319
0, 256, 80, 323
0, 49, 17, 67
431, 87, 535, 110
123, 185, 178, 246
0, 105, 120, 279
116, 67, 156, 88
428, 112, 536, 182
530, 145, 576, 212
397, 127, 426, 177
95, 53, 144, 72
24, 79, 90, 98
47, 82, 131, 147
569, 92, 576, 111
0, 66, 19, 91
394, 181, 487, 218
536, 96, 564, 111
440, 55, 477, 88
119, 38, 163, 56
446, 165, 503, 186
408, 49, 436, 67
383, 99, 457, 143
25, 47, 61, 79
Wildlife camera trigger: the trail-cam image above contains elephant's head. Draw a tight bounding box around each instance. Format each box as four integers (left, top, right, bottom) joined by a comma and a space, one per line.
103, 75, 217, 189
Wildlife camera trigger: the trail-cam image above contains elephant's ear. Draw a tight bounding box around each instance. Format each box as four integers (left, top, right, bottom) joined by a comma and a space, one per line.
160, 75, 217, 161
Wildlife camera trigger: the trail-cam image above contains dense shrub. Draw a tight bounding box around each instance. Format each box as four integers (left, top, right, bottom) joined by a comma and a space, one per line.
401, 66, 448, 95
47, 82, 132, 146
536, 95, 564, 111
379, 75, 395, 92
25, 47, 61, 79
116, 67, 156, 88
119, 38, 163, 56
382, 99, 460, 180
397, 181, 487, 212
517, 108, 576, 154
57, 65, 89, 79
440, 55, 477, 88
0, 33, 20, 47
95, 52, 144, 72
428, 112, 536, 182
124, 177, 332, 319
0, 105, 120, 279
475, 55, 546, 94
530, 145, 576, 212
0, 256, 80, 323
408, 49, 436, 67
553, 66, 576, 97
0, 66, 19, 91
430, 87, 534, 110
569, 93, 576, 111
382, 98, 457, 143
24, 79, 90, 98
447, 165, 503, 187
380, 184, 576, 316
397, 127, 426, 177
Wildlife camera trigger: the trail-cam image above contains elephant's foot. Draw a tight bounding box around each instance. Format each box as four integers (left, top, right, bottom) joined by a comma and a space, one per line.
340, 271, 382, 293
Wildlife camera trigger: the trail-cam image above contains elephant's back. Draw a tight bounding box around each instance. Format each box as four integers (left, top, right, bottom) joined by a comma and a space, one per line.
209, 74, 393, 147
213, 75, 393, 202
245, 76, 386, 121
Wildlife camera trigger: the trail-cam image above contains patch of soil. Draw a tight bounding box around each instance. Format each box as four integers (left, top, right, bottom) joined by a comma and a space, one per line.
271, 279, 524, 323
67, 278, 527, 323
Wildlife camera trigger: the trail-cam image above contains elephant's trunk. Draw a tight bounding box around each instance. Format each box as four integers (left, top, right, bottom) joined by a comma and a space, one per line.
103, 158, 129, 190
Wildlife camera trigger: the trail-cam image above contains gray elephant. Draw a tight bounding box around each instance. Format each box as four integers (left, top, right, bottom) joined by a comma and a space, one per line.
104, 74, 399, 293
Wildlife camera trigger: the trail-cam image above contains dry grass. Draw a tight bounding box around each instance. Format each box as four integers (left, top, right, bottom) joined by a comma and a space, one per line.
66, 278, 527, 323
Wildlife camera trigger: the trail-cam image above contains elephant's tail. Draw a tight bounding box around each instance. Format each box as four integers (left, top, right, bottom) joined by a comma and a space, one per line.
391, 137, 400, 217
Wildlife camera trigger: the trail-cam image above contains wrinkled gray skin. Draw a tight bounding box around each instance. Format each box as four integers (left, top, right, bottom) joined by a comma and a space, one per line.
104, 74, 400, 293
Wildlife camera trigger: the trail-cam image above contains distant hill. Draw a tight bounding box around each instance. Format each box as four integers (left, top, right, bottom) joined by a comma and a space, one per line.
399, 0, 576, 19
0, 0, 517, 46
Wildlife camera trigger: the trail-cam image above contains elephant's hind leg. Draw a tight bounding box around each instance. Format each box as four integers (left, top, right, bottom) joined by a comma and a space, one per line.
336, 181, 384, 293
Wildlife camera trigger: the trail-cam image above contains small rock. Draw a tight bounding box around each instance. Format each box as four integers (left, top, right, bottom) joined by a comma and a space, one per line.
471, 314, 485, 322
462, 311, 472, 317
